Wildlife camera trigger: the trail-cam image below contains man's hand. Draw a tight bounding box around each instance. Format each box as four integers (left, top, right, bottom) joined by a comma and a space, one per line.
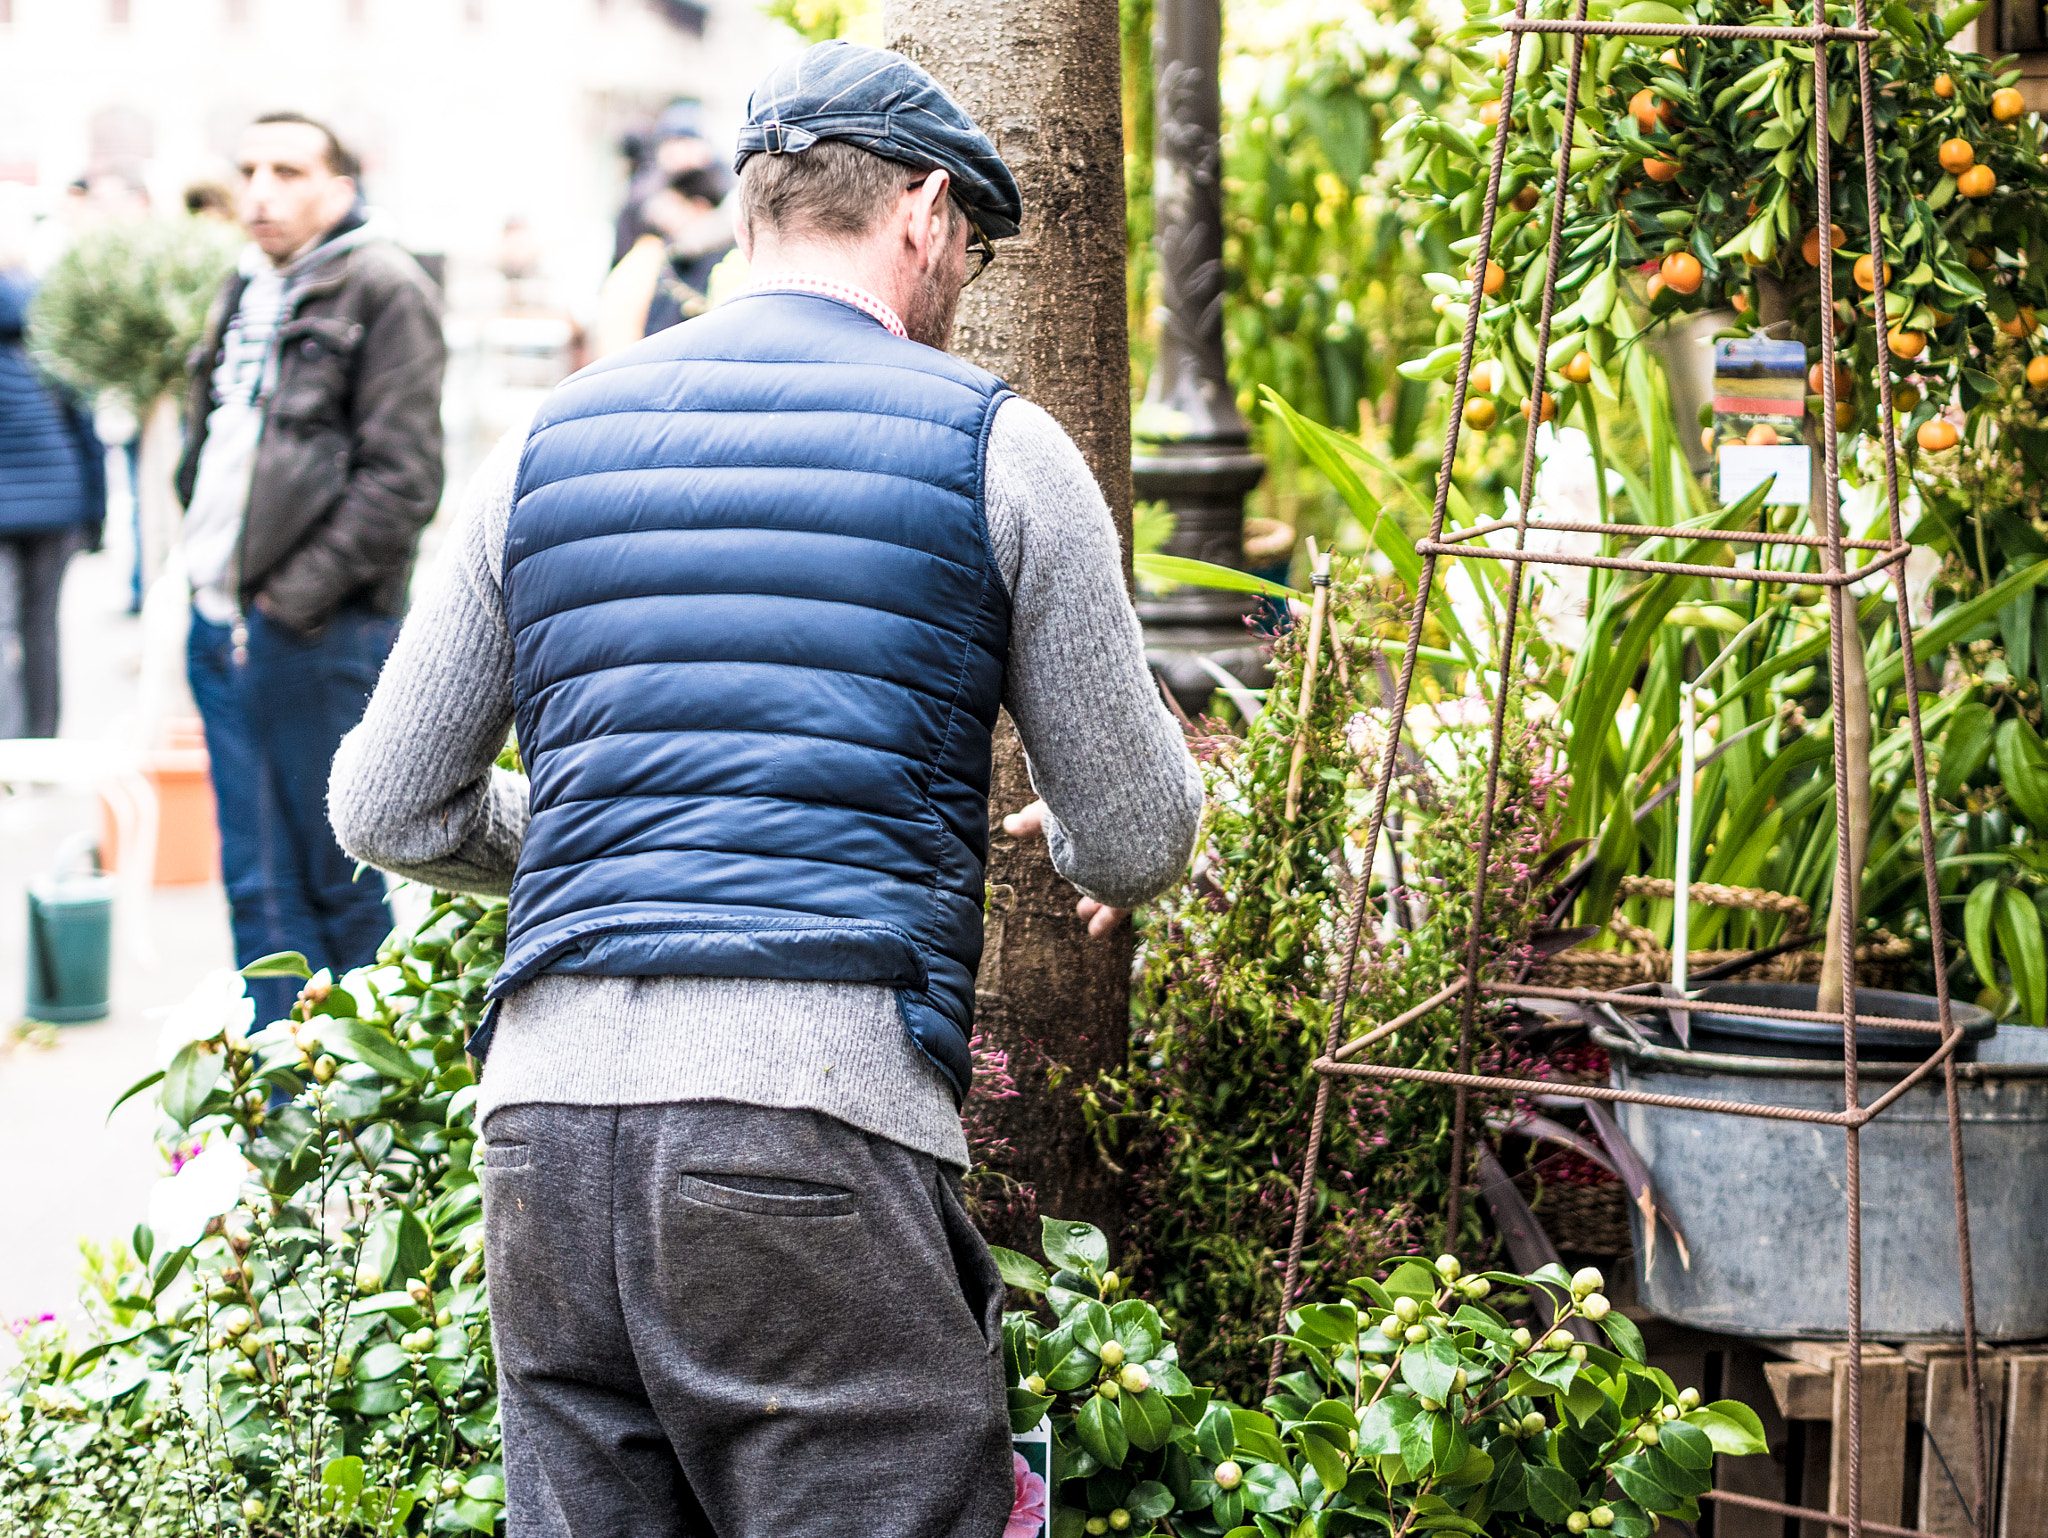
1000, 799, 1129, 938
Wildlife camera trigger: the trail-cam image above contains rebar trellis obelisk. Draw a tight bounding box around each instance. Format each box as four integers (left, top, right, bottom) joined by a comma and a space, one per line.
1270, 3, 1990, 1532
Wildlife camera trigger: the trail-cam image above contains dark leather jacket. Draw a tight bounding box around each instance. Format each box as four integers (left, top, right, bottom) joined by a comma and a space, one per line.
176, 232, 445, 636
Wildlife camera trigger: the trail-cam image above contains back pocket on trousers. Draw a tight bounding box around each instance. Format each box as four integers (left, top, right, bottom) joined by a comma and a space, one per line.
678, 1173, 858, 1218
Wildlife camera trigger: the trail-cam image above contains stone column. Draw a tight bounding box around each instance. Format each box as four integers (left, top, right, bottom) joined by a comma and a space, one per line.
1135, 0, 1267, 714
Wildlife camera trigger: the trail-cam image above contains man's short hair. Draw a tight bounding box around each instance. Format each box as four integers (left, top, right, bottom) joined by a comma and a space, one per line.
738, 141, 951, 244
250, 111, 360, 180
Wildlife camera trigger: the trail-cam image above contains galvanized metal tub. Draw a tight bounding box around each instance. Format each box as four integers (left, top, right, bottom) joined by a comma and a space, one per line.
1591, 1021, 2048, 1340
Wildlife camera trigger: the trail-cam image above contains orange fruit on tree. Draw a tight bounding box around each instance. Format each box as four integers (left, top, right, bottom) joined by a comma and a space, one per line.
1801, 224, 1847, 265
1701, 426, 1717, 453
1917, 418, 1959, 451
1511, 184, 1542, 212
1479, 99, 1503, 126
1993, 87, 2026, 122
1478, 259, 1507, 295
1934, 72, 1956, 99
1564, 351, 1594, 384
1998, 308, 2038, 337
1644, 156, 1681, 182
1630, 89, 1677, 132
1853, 254, 1891, 292
1520, 392, 1559, 423
2028, 355, 2048, 389
1835, 400, 1857, 430
1745, 423, 1781, 446
1939, 138, 1976, 175
1888, 327, 1927, 359
1967, 247, 1995, 270
1894, 383, 1921, 412
1808, 360, 1853, 395
1647, 273, 1668, 301
1661, 48, 1683, 65
1732, 291, 1751, 314
1660, 251, 1704, 294
1471, 359, 1503, 394
1463, 397, 1499, 430
1959, 164, 1998, 198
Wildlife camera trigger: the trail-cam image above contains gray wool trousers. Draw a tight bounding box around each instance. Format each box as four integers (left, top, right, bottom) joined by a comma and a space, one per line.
479, 1101, 1014, 1538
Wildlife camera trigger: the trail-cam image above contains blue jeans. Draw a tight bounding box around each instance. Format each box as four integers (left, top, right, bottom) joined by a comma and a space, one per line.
188, 605, 397, 1025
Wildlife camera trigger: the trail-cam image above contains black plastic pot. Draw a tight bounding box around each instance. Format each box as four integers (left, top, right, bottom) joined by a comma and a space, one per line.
1650, 981, 1995, 1061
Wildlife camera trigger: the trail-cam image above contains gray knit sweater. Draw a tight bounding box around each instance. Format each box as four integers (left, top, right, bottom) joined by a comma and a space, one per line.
328, 392, 1203, 1167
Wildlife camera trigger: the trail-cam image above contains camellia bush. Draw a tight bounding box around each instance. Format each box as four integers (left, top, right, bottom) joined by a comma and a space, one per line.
995, 1218, 1768, 1537
0, 897, 508, 1536
1396, 0, 2048, 452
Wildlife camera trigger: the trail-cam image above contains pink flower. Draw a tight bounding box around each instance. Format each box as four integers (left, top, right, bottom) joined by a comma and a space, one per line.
1005, 1452, 1049, 1538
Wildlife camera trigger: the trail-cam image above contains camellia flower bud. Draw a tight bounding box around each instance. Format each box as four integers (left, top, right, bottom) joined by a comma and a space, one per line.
313, 1055, 338, 1083
1024, 1375, 1048, 1395
1101, 1272, 1120, 1295
1097, 1379, 1120, 1400
1636, 1422, 1661, 1444
242, 1497, 266, 1521
1098, 1340, 1126, 1369
1435, 1254, 1462, 1281
1662, 1403, 1681, 1421
1451, 1370, 1468, 1394
1463, 1277, 1491, 1301
1405, 1323, 1430, 1345
1571, 1266, 1605, 1300
407, 1278, 433, 1306
1569, 1344, 1588, 1363
1678, 1387, 1701, 1410
1546, 1330, 1575, 1351
1521, 1411, 1546, 1436
1420, 1396, 1444, 1411
1214, 1460, 1243, 1491
1394, 1296, 1422, 1325
1119, 1364, 1150, 1394
1380, 1315, 1405, 1341
1591, 1506, 1615, 1528
441, 1476, 464, 1498
1085, 1519, 1109, 1536
1511, 1328, 1533, 1351
1109, 1510, 1132, 1532
1567, 1513, 1590, 1534
355, 1264, 382, 1294
1580, 1293, 1610, 1321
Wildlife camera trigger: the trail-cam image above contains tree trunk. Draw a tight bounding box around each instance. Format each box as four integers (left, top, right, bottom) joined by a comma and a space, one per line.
883, 0, 1134, 1251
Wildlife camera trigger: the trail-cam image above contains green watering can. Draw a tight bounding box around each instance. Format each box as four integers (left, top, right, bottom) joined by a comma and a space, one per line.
27, 833, 115, 1024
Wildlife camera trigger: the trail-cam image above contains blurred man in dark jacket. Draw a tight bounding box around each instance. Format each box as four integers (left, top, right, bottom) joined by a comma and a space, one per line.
0, 266, 104, 739
176, 110, 444, 1022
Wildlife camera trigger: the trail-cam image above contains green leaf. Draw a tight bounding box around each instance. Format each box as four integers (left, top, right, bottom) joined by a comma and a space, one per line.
1120, 1387, 1173, 1452
1600, 1312, 1648, 1364
1999, 717, 2048, 828
1041, 1218, 1111, 1278
243, 950, 313, 978
1692, 1400, 1769, 1456
319, 1019, 425, 1084
355, 1343, 408, 1381
1611, 1451, 1681, 1510
1998, 886, 2047, 1023
1943, 0, 1986, 36
1075, 1393, 1129, 1468
1524, 1463, 1580, 1523
1240, 1462, 1301, 1514
1385, 1260, 1441, 1301
1939, 704, 1997, 802
161, 1042, 224, 1129
1229, 1409, 1287, 1465
1134, 553, 1301, 601
107, 1068, 165, 1122
1295, 1423, 1351, 1493
1109, 1299, 1164, 1363
1401, 1336, 1466, 1402
1358, 1394, 1415, 1456
1967, 879, 2003, 999
319, 1455, 364, 1515
1198, 1400, 1236, 1461
1126, 1481, 1175, 1521
1008, 1386, 1054, 1434
990, 1246, 1050, 1294
1660, 1419, 1715, 1471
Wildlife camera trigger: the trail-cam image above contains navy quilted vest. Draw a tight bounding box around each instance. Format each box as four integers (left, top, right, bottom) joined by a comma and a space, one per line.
494, 291, 1013, 1102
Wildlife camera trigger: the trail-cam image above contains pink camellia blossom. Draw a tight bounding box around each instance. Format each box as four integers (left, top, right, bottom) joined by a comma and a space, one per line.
1005, 1452, 1049, 1538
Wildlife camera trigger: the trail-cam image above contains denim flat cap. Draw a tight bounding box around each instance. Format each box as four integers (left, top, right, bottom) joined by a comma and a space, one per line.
734, 40, 1022, 239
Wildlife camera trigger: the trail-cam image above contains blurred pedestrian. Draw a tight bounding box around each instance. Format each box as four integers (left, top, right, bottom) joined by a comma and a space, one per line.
0, 264, 105, 739
176, 111, 444, 1024
592, 165, 736, 356
611, 99, 718, 264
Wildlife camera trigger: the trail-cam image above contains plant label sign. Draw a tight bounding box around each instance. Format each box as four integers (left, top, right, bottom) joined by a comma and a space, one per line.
1009, 1416, 1051, 1537
1710, 337, 1810, 507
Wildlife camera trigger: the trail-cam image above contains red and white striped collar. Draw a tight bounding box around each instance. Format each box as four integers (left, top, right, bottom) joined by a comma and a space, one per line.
741, 272, 908, 339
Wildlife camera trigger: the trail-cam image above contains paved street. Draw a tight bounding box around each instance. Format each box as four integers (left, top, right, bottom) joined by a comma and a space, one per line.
0, 540, 232, 1327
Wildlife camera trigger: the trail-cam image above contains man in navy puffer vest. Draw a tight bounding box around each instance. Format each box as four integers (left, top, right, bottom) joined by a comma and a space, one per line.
332, 42, 1202, 1538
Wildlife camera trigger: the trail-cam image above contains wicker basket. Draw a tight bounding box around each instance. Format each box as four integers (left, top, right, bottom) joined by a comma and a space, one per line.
1529, 876, 1914, 991
1521, 1179, 1634, 1255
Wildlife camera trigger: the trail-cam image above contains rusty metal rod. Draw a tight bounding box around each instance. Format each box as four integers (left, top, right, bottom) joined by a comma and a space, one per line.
1331, 980, 1469, 1062
1701, 1490, 1936, 1538
1435, 517, 1896, 551
1485, 979, 1948, 1031
1315, 1057, 1859, 1124
1415, 539, 1909, 586
1501, 17, 1880, 38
